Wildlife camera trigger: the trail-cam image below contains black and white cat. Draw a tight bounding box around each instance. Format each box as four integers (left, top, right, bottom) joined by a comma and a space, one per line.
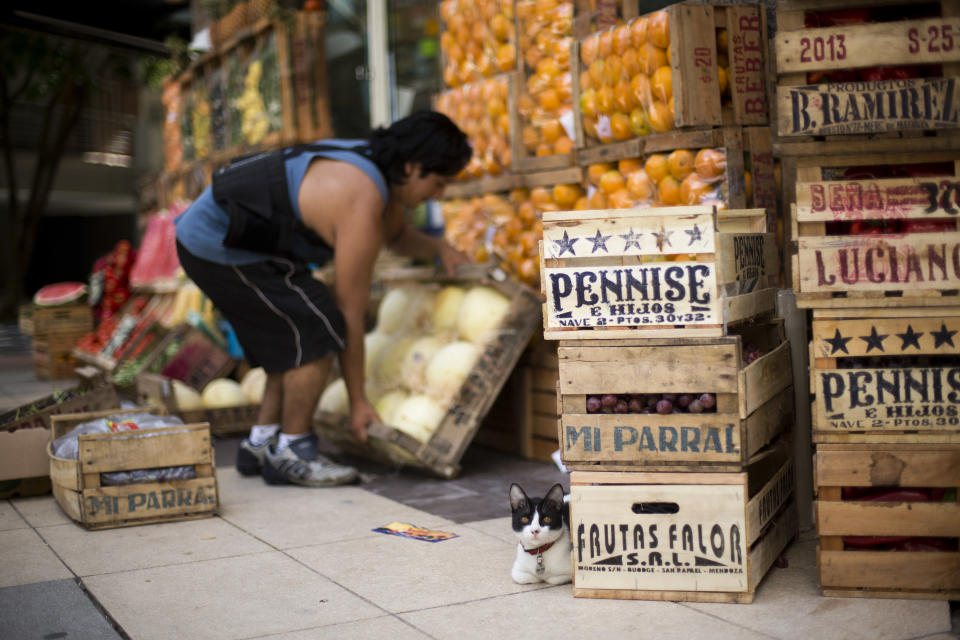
509, 483, 572, 585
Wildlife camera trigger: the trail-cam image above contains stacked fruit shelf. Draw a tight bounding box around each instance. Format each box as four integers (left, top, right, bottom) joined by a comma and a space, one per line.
541, 204, 797, 604
774, 0, 960, 600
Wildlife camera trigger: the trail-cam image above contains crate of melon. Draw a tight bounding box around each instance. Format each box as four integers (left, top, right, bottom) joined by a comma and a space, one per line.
789, 154, 960, 308
557, 318, 793, 472
815, 443, 960, 599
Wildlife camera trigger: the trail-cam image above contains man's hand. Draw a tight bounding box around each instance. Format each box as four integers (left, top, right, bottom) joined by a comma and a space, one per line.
349, 399, 380, 444
437, 240, 470, 276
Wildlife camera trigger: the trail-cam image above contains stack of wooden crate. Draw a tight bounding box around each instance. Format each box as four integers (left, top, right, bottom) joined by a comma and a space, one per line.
774, 0, 960, 599
542, 204, 797, 603
30, 304, 93, 380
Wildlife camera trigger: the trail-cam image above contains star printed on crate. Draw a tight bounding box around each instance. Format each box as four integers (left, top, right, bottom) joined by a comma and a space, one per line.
620, 227, 643, 251
553, 230, 579, 257
931, 322, 958, 348
824, 328, 852, 355
653, 229, 673, 250
685, 224, 704, 246
859, 326, 887, 353
896, 325, 924, 350
589, 229, 612, 253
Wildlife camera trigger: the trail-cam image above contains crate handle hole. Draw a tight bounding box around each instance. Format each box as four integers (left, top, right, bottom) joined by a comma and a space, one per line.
632, 502, 679, 515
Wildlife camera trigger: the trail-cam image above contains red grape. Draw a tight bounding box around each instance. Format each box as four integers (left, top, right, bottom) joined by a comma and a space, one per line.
677, 394, 692, 409
615, 399, 629, 413
586, 395, 602, 413
656, 399, 673, 414
699, 393, 716, 410
601, 394, 618, 408
687, 399, 704, 413
627, 396, 645, 413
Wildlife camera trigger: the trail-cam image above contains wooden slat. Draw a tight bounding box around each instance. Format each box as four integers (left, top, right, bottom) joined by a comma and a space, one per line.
817, 501, 960, 538
819, 550, 960, 591
741, 341, 792, 417
79, 424, 212, 473
815, 446, 960, 487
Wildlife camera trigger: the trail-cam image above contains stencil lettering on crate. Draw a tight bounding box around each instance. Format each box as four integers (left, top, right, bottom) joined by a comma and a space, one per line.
801, 235, 960, 291
564, 423, 740, 458
730, 10, 767, 117
574, 486, 747, 590
797, 177, 960, 221
86, 484, 217, 517
779, 78, 960, 136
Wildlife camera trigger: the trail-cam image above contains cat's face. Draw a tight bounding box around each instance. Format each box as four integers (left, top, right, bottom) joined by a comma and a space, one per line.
509, 483, 567, 548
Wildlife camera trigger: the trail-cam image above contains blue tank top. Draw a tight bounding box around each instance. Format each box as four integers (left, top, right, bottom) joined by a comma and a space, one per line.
175, 140, 389, 265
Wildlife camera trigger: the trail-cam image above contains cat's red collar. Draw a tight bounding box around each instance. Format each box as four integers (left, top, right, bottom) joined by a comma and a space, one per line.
523, 541, 556, 555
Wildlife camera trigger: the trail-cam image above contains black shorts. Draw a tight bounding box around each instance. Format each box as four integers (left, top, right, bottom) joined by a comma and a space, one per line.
176, 241, 346, 374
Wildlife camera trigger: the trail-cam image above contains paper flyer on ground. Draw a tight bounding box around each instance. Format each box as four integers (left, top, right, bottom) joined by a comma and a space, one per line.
372, 522, 458, 542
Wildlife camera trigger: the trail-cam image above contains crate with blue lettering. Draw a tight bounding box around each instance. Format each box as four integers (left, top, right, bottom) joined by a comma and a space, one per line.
541, 205, 779, 340
788, 153, 960, 309
774, 0, 960, 143
810, 307, 960, 444
47, 408, 218, 530
558, 319, 793, 472
570, 440, 797, 603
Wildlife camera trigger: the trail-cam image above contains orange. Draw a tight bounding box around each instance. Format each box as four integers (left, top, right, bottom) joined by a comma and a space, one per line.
613, 79, 635, 112
618, 157, 644, 175
579, 69, 592, 92
695, 148, 726, 180
599, 29, 613, 58
524, 45, 543, 70
518, 257, 539, 284
473, 244, 490, 263
554, 136, 575, 155
598, 169, 626, 194
574, 196, 590, 210
491, 12, 512, 41
630, 73, 652, 108
554, 73, 572, 103
553, 183, 583, 207
648, 10, 670, 48
717, 66, 729, 94
517, 92, 537, 118
610, 111, 633, 141
541, 118, 563, 143
518, 201, 537, 225
588, 189, 609, 209
631, 16, 648, 48
579, 88, 598, 118
527, 72, 551, 96
539, 88, 561, 111
651, 66, 673, 103
581, 33, 600, 66
582, 116, 600, 140
537, 57, 562, 79
622, 48, 641, 78
629, 108, 651, 136
535, 143, 554, 157
596, 85, 615, 114
666, 43, 671, 64
667, 149, 695, 180
639, 42, 667, 76
588, 59, 606, 89
644, 153, 669, 182
587, 162, 615, 186
680, 173, 714, 205
521, 124, 540, 150
609, 188, 635, 209
744, 171, 753, 201
530, 186, 553, 207
716, 28, 728, 54
553, 37, 573, 66
604, 54, 624, 86
510, 187, 530, 204
612, 24, 632, 55
627, 169, 654, 201
647, 99, 674, 132
657, 174, 682, 205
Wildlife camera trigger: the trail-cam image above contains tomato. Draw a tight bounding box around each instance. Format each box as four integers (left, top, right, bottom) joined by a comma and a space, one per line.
805, 8, 871, 27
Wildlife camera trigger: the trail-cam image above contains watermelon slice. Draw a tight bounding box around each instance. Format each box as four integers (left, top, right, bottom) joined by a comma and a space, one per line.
33, 282, 87, 306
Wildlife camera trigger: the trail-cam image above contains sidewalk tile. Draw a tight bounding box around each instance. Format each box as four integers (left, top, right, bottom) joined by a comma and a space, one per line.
399, 585, 772, 640
82, 551, 385, 640
288, 525, 547, 613
11, 495, 72, 528
0, 579, 122, 640
0, 501, 28, 531
460, 516, 515, 544
38, 516, 270, 576
220, 486, 455, 550
0, 528, 72, 588
246, 615, 432, 639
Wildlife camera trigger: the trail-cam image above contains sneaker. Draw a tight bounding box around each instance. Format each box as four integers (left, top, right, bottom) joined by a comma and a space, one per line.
236, 434, 275, 476
262, 433, 358, 487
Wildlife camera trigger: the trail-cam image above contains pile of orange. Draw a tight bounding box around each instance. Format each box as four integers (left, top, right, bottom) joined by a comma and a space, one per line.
584, 147, 732, 210
579, 10, 733, 144
441, 181, 584, 286
515, 0, 576, 157
440, 0, 516, 88
436, 76, 512, 179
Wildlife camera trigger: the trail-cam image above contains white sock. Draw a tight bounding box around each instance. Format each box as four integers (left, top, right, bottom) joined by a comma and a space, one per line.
276, 432, 309, 452
249, 424, 280, 446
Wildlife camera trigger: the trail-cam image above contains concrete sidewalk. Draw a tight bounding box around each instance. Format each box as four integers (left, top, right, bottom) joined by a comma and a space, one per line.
0, 323, 957, 640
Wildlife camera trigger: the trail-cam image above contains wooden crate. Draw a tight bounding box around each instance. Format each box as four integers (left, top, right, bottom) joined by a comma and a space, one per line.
48, 408, 219, 530
541, 205, 779, 339
558, 320, 793, 471
572, 2, 768, 152
789, 153, 960, 308
314, 269, 542, 478
30, 304, 93, 336
136, 324, 235, 393
774, 0, 960, 141
810, 307, 960, 443
815, 443, 960, 599
576, 126, 778, 231
135, 373, 259, 437
570, 441, 797, 603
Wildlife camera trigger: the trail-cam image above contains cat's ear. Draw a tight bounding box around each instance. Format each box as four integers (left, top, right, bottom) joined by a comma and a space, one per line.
544, 483, 566, 510
509, 483, 528, 511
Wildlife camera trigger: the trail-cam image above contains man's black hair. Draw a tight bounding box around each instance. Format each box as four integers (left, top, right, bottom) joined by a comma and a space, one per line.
367, 110, 472, 185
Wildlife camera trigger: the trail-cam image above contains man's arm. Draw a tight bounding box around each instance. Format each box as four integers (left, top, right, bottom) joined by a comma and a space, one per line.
387, 215, 470, 276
